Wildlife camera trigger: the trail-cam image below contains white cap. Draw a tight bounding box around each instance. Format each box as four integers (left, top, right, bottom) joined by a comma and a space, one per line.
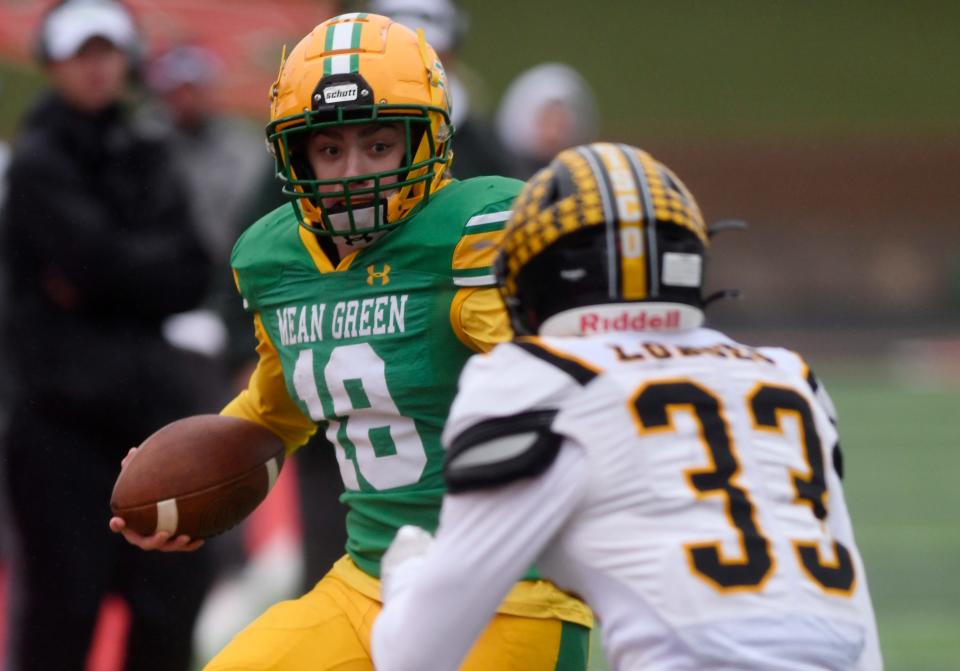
148, 45, 222, 93
495, 62, 599, 161
42, 0, 138, 62
368, 0, 465, 54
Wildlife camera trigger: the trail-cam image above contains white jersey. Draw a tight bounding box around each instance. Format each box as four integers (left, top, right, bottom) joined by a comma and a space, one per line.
372, 328, 881, 671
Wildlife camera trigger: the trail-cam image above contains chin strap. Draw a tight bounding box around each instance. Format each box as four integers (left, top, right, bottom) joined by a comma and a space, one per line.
708, 219, 748, 237
703, 288, 742, 306
341, 232, 383, 247
703, 219, 748, 306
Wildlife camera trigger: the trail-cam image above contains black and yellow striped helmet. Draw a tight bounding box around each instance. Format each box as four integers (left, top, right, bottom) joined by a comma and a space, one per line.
496, 143, 711, 336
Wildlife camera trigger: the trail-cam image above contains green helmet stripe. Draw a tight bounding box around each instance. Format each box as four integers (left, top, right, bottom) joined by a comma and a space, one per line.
323, 21, 335, 75
350, 21, 363, 49
324, 21, 336, 50
348, 20, 362, 72
322, 16, 364, 75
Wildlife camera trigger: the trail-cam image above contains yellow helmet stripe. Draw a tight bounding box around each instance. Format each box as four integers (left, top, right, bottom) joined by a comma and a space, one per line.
622, 145, 659, 297
593, 143, 647, 301
575, 146, 618, 299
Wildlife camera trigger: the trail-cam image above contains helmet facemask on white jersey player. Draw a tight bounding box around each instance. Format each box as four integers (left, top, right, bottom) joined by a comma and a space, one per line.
496, 143, 734, 337
265, 13, 453, 243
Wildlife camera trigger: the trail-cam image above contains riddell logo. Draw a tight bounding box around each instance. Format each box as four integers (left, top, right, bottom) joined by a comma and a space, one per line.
323, 83, 359, 104
580, 310, 680, 333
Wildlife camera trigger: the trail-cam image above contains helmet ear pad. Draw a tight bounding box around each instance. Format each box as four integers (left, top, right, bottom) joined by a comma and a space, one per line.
655, 224, 707, 308
286, 133, 315, 183
508, 227, 611, 335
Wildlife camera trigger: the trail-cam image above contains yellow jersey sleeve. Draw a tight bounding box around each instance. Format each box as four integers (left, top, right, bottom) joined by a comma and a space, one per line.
449, 212, 512, 353
450, 287, 511, 353
221, 312, 317, 454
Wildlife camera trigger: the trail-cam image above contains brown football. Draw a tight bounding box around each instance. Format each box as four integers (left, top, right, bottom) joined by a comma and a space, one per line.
110, 414, 284, 539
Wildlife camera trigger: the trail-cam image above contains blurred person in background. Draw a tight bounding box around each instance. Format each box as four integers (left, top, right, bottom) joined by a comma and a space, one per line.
0, 1, 214, 668
139, 41, 271, 404
495, 62, 599, 179
0, 139, 9, 209
143, 43, 273, 274
368, 0, 518, 179
141, 43, 289, 386
145, 43, 350, 605
0, 117, 9, 595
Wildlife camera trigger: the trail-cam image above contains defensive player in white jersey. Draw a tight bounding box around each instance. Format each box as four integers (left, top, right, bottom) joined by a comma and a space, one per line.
371, 143, 882, 671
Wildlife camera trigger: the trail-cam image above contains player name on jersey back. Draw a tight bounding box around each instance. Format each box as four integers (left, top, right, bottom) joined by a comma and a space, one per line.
274, 294, 409, 346
605, 339, 775, 365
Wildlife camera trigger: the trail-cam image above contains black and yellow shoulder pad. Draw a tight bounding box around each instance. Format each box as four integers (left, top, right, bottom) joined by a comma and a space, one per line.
444, 410, 562, 494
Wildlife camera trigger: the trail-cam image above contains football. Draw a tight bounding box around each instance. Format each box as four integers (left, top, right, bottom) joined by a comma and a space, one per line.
110, 414, 284, 539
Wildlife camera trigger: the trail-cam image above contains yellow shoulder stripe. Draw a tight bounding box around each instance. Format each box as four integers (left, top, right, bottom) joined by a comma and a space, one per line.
453, 229, 503, 271
297, 225, 358, 272
450, 286, 511, 353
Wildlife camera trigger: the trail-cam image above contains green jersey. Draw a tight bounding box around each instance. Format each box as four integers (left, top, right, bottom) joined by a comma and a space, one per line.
231, 177, 521, 576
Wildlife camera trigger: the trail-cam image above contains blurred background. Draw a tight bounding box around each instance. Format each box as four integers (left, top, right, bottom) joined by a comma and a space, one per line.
1, 1, 958, 670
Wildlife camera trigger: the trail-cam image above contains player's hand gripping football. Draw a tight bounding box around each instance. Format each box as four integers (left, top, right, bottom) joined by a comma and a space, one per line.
108, 447, 204, 552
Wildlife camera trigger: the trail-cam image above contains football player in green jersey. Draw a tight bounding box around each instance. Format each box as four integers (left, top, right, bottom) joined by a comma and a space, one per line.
111, 12, 592, 670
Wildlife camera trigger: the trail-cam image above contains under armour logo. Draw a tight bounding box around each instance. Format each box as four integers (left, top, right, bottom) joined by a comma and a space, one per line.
367, 264, 391, 286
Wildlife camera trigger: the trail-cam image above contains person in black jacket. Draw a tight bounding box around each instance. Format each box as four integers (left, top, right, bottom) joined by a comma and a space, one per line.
0, 2, 215, 669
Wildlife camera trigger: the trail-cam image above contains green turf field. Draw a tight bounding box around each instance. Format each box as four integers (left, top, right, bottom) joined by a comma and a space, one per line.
826, 371, 960, 671
586, 368, 960, 671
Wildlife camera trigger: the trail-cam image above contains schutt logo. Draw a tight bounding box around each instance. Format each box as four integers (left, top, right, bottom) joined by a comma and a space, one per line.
323, 83, 359, 104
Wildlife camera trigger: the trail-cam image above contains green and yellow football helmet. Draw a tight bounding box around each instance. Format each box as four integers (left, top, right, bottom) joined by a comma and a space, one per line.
496, 143, 713, 336
266, 12, 453, 237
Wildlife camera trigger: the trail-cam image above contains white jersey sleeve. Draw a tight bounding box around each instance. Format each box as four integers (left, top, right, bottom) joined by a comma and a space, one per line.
371, 444, 587, 671
443, 340, 594, 445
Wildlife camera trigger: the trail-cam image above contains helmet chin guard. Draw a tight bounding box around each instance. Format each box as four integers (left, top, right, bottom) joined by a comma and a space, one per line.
324, 200, 387, 235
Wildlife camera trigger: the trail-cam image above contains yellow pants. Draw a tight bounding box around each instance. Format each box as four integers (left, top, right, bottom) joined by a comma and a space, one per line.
204, 567, 589, 671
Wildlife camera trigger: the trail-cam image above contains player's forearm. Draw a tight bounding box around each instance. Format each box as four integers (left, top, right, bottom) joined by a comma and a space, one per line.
373, 489, 553, 669
373, 545, 520, 671
450, 286, 511, 353
374, 448, 588, 670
